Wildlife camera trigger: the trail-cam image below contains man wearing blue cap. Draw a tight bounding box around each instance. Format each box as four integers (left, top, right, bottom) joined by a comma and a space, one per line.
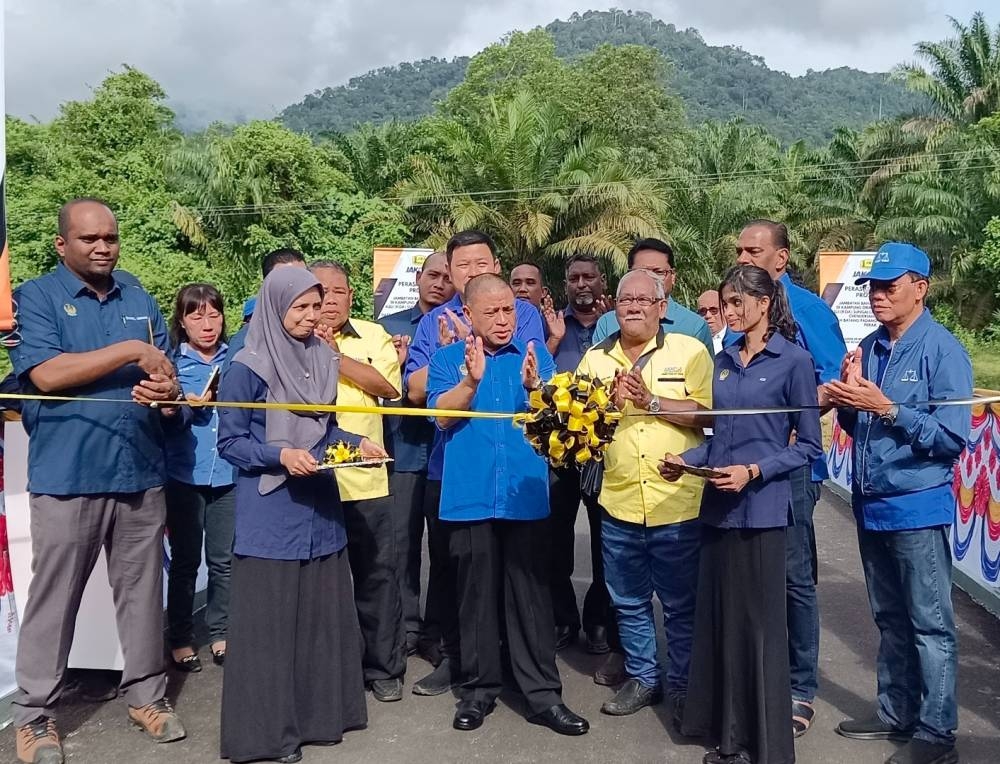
826, 242, 971, 764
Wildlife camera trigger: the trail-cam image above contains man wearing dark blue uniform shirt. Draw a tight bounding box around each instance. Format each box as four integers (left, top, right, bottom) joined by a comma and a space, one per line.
378, 250, 454, 664
427, 274, 588, 737
10, 199, 186, 764
735, 219, 848, 737
402, 231, 546, 696
540, 254, 615, 655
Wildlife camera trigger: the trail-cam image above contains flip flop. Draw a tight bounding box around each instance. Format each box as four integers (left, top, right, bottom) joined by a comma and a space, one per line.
792, 700, 815, 738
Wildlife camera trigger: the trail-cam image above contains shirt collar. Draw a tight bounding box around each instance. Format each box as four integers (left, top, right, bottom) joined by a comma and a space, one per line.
408, 305, 425, 324
179, 341, 228, 364
604, 327, 666, 360
55, 261, 122, 300
712, 326, 726, 342
723, 331, 786, 362
336, 319, 362, 339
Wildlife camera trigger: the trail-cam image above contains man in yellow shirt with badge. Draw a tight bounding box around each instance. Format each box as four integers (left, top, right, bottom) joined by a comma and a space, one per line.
576, 268, 712, 723
311, 261, 406, 702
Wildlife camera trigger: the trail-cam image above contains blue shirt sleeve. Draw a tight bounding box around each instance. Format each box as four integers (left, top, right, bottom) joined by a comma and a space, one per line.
893, 345, 972, 460
404, 311, 438, 383
797, 301, 847, 386
217, 362, 284, 472
515, 301, 546, 346
9, 282, 63, 380
426, 346, 460, 409
757, 355, 823, 481
591, 312, 616, 345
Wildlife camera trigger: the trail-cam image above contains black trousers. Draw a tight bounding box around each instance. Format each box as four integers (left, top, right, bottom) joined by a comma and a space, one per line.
421, 479, 460, 661
388, 470, 426, 647
343, 495, 406, 682
448, 518, 563, 715
549, 466, 615, 639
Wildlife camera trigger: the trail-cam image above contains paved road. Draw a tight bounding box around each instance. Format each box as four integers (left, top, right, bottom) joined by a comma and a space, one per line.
3, 489, 999, 763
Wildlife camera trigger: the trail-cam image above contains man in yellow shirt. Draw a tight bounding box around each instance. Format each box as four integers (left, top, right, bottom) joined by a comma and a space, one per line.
311, 261, 406, 702
576, 269, 712, 721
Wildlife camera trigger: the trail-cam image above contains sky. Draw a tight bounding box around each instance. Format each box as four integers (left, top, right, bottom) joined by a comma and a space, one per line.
2, 0, 983, 126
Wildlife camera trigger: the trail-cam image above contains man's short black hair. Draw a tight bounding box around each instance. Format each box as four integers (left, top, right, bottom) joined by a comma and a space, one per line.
58, 197, 114, 238
743, 219, 791, 251
510, 262, 543, 278
565, 253, 601, 275
446, 230, 498, 263
627, 238, 674, 269
261, 248, 306, 277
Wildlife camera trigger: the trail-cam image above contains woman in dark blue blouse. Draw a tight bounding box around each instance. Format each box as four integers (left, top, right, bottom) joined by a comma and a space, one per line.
660, 265, 822, 764
217, 268, 386, 764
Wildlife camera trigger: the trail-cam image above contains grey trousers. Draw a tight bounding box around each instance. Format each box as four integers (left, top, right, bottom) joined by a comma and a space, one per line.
11, 488, 168, 726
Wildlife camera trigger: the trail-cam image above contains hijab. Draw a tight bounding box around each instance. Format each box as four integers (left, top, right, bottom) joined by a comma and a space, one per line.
233, 268, 340, 494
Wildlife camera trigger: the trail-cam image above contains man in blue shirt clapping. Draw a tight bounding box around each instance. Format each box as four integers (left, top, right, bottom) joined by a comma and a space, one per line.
427, 274, 588, 737
827, 242, 971, 764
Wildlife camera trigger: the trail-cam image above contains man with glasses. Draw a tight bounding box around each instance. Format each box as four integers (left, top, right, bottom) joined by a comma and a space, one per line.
592, 239, 713, 354
696, 289, 730, 355
577, 269, 712, 722
826, 243, 970, 764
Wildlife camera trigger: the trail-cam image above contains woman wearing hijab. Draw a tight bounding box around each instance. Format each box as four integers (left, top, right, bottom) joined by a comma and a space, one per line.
218, 268, 387, 764
660, 265, 822, 764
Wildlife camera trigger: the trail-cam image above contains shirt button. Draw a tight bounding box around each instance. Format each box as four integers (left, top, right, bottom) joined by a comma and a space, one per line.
305, 373, 310, 378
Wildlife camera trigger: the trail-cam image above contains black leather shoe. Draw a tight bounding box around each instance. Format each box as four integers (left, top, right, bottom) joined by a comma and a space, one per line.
528, 703, 590, 736
600, 677, 664, 715
584, 625, 609, 654
371, 678, 404, 702
593, 651, 626, 686
554, 625, 577, 651
836, 715, 912, 742
171, 654, 202, 673
273, 749, 302, 763
453, 701, 495, 731
412, 658, 460, 696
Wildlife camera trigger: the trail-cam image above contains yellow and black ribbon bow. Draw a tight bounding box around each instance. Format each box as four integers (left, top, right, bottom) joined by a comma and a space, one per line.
515, 372, 622, 469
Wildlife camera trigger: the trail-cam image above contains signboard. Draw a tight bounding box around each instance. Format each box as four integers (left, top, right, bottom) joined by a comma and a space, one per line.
817, 251, 879, 350
819, 252, 879, 492
372, 247, 434, 320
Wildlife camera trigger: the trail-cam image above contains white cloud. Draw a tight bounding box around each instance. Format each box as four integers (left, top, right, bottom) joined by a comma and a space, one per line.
2, 0, 983, 126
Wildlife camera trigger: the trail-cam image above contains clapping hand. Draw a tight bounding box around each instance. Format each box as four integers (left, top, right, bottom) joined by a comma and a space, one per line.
464, 334, 486, 384
619, 368, 653, 409
438, 309, 471, 347
541, 295, 566, 342
841, 348, 863, 385
521, 341, 541, 390
314, 323, 339, 352
595, 294, 615, 315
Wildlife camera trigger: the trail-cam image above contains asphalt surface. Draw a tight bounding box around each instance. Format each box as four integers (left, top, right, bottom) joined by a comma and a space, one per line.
2, 488, 999, 764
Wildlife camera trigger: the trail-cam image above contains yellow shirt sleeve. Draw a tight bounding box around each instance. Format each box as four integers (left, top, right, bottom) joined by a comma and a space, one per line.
685, 344, 714, 409
369, 325, 403, 401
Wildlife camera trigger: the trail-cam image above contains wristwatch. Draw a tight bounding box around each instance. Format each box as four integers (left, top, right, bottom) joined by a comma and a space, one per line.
879, 404, 899, 426
646, 395, 661, 414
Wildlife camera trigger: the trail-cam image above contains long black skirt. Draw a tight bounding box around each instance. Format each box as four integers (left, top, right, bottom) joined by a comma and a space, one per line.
682, 526, 794, 764
221, 550, 367, 762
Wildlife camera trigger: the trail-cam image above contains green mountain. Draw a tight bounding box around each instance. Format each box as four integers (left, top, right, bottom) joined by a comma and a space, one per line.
280, 9, 924, 145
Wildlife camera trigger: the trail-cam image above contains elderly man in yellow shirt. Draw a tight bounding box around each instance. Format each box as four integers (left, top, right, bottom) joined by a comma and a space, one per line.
576, 268, 713, 724
310, 261, 406, 703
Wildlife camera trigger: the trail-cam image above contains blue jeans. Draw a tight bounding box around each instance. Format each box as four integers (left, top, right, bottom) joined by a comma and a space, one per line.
857, 525, 958, 746
602, 513, 700, 696
787, 466, 820, 703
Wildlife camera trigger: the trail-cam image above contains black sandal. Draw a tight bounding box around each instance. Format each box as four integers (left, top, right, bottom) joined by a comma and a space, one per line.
171, 653, 202, 673
792, 700, 815, 738
212, 647, 226, 666
703, 749, 752, 764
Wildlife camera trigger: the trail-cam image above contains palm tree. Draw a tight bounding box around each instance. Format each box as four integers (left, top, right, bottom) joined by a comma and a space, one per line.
324, 120, 434, 197
395, 90, 667, 272
894, 12, 1000, 127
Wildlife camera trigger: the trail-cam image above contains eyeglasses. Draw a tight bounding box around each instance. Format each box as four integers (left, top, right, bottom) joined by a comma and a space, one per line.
617, 296, 662, 308
697, 306, 720, 317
